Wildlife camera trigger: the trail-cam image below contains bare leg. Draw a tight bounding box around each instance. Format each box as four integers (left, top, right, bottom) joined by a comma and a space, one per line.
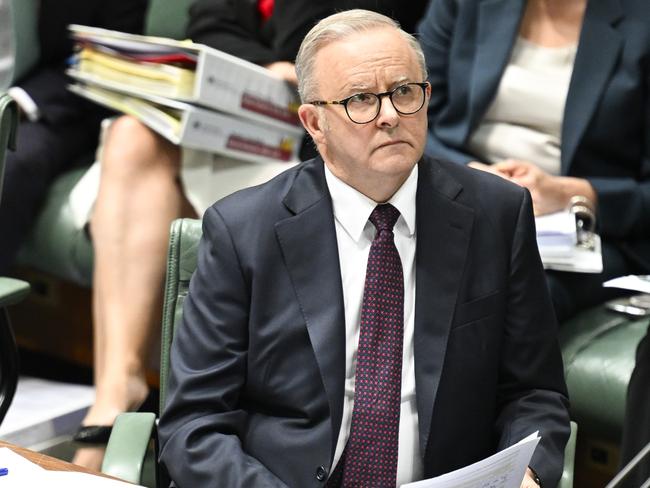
80, 115, 193, 429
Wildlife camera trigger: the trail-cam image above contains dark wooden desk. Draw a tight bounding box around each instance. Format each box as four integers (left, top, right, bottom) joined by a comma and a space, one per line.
0, 440, 118, 478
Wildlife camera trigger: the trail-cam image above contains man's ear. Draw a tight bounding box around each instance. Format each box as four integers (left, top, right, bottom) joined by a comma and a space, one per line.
298, 104, 326, 146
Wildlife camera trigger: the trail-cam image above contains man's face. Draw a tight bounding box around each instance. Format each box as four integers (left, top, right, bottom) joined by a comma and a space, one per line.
299, 27, 429, 200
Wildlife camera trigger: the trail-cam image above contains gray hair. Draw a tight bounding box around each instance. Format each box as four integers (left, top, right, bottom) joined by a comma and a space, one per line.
295, 9, 428, 102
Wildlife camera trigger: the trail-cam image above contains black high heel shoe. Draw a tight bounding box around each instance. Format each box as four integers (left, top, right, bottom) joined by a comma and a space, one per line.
73, 390, 156, 444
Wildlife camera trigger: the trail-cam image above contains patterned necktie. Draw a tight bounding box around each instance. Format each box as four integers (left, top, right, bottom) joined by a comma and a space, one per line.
328, 203, 404, 488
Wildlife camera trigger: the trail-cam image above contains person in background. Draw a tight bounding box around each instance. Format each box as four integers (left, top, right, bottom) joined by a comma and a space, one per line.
158, 9, 569, 488
73, 0, 429, 463
418, 0, 650, 322
0, 0, 148, 274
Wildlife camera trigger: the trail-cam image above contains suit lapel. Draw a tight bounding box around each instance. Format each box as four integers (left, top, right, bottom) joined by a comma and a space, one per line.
414, 160, 474, 454
274, 158, 346, 462
468, 0, 525, 132
561, 0, 623, 173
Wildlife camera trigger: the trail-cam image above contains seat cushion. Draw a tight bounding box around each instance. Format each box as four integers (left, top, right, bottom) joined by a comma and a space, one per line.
17, 166, 93, 286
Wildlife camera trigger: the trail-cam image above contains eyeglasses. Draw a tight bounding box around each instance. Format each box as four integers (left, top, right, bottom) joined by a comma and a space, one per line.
308, 82, 429, 124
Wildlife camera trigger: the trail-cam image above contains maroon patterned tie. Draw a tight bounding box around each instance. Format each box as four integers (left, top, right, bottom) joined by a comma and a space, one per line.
328, 203, 404, 488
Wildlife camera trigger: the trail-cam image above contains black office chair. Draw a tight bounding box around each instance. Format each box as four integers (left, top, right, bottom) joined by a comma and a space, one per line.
0, 93, 30, 425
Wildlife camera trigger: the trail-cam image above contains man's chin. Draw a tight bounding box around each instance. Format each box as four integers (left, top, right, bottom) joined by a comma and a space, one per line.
369, 155, 418, 178
371, 147, 420, 166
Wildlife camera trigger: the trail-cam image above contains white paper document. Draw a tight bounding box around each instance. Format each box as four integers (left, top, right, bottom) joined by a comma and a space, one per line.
536, 211, 577, 248
0, 447, 144, 488
535, 211, 603, 273
401, 432, 540, 488
603, 275, 650, 294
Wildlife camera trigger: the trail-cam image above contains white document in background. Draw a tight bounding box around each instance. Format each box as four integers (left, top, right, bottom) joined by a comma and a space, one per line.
538, 234, 603, 273
401, 432, 540, 488
603, 275, 650, 294
535, 211, 603, 273
535, 211, 577, 247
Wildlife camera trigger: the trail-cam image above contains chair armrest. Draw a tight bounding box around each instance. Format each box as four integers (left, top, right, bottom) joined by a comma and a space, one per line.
102, 412, 156, 484
0, 277, 30, 307
558, 421, 578, 488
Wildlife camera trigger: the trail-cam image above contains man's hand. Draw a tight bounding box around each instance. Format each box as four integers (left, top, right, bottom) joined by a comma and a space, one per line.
264, 61, 298, 85
521, 467, 541, 488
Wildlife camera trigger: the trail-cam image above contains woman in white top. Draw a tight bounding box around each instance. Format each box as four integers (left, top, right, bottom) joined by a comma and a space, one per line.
419, 0, 650, 323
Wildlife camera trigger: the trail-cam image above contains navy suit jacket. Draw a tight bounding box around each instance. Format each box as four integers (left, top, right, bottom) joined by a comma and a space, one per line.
159, 156, 570, 487
419, 0, 650, 271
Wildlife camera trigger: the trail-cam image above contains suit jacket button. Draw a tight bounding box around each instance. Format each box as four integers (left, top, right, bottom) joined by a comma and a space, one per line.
315, 465, 328, 481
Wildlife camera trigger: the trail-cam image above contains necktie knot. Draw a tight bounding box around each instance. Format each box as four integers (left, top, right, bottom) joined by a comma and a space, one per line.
369, 203, 400, 232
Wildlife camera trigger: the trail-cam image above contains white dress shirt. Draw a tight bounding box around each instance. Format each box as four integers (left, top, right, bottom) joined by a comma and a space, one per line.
324, 163, 422, 486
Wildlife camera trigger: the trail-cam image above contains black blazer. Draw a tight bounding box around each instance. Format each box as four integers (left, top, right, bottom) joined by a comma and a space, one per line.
159, 156, 570, 487
419, 0, 650, 271
187, 0, 430, 65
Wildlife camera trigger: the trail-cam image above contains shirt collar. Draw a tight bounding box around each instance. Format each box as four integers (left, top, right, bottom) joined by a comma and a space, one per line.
324, 163, 418, 242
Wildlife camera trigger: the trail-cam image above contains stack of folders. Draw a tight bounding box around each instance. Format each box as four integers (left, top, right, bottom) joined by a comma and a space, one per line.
66, 24, 304, 164
535, 210, 603, 273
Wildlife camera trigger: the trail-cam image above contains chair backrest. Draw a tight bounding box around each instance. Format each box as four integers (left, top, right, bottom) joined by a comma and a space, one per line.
159, 218, 203, 410
144, 0, 194, 40
0, 93, 24, 426
0, 93, 18, 203
10, 0, 40, 84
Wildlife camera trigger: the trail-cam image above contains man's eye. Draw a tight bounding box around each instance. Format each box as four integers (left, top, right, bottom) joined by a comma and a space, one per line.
394, 84, 414, 96
350, 93, 375, 104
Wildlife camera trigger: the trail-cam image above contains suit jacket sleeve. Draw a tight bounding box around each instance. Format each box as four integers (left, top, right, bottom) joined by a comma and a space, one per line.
495, 188, 570, 486
158, 206, 287, 488
418, 0, 477, 165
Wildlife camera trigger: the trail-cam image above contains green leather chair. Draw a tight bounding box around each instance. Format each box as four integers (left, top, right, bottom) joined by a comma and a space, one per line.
102, 218, 201, 487
560, 308, 648, 444
0, 93, 31, 424
102, 218, 577, 488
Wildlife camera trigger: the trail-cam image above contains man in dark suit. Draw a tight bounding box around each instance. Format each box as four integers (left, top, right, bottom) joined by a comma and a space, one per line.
159, 9, 570, 488
0, 0, 147, 273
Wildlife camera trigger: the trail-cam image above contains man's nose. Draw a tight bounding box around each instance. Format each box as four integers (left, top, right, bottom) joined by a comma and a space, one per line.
375, 95, 399, 127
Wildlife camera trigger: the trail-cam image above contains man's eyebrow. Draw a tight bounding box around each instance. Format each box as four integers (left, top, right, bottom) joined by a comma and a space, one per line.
342, 82, 372, 93
389, 76, 411, 88
346, 77, 413, 93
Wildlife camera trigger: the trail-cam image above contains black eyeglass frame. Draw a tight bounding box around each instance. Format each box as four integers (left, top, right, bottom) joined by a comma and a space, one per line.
308, 81, 430, 124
